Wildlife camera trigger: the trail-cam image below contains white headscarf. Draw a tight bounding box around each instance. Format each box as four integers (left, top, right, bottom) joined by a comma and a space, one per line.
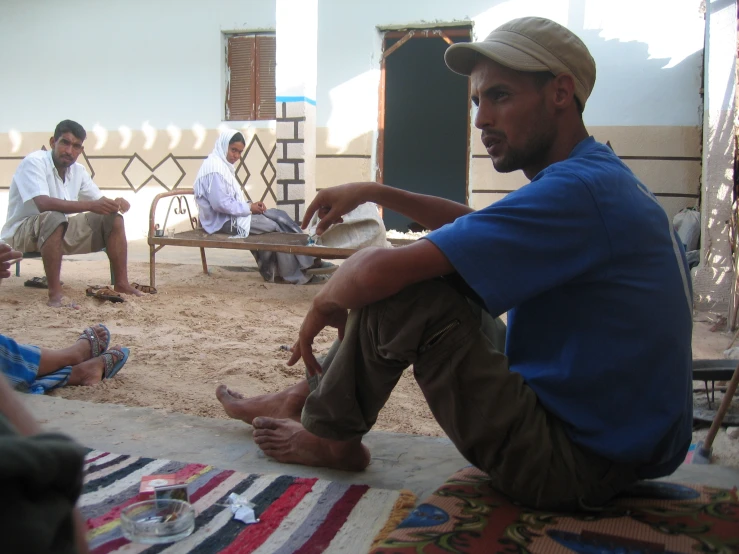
193, 129, 252, 237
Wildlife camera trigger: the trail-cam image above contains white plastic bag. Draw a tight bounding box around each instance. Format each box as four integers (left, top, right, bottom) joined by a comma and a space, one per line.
673, 208, 700, 252
306, 202, 390, 249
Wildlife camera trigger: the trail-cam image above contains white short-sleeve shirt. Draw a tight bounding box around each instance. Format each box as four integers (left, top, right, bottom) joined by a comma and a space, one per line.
0, 150, 103, 243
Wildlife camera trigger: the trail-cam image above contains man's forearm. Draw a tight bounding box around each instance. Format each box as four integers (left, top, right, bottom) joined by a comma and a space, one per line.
33, 196, 95, 215
315, 240, 455, 312
366, 183, 473, 230
316, 249, 404, 312
0, 375, 41, 436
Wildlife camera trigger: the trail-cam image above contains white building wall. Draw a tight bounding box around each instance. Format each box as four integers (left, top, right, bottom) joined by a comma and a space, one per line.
0, 0, 275, 132
315, 0, 705, 223
0, 0, 277, 239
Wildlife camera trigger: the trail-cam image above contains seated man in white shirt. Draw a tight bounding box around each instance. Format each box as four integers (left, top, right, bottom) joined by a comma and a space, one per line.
0, 120, 144, 308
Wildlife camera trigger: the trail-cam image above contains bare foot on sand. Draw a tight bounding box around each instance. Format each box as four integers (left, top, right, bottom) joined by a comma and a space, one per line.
114, 284, 144, 297
216, 381, 309, 424
48, 294, 80, 309
252, 417, 370, 471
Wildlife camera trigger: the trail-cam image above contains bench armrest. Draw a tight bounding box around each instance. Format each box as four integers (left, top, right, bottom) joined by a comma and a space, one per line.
148, 189, 199, 238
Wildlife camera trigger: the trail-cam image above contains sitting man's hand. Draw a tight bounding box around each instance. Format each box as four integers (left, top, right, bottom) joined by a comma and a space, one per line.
287, 298, 348, 376
302, 182, 376, 236
90, 197, 122, 215
250, 201, 267, 215
0, 243, 23, 282
114, 197, 131, 214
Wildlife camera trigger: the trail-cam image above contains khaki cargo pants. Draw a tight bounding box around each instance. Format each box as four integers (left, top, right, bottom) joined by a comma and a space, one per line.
12, 211, 117, 255
302, 279, 638, 510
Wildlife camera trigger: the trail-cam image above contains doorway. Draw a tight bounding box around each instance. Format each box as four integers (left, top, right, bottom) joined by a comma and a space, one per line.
378, 28, 472, 232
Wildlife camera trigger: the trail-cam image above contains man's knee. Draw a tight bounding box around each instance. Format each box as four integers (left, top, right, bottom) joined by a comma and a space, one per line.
37, 212, 68, 249
86, 212, 121, 251
106, 213, 123, 233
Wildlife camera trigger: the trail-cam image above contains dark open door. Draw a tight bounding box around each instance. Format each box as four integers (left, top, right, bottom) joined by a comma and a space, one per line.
377, 28, 471, 232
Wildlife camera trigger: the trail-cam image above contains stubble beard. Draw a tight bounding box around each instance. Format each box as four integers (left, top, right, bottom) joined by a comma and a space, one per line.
491, 105, 557, 174
51, 150, 73, 169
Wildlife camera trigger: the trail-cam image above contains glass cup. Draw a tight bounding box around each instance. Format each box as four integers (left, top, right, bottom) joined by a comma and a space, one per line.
167, 228, 175, 238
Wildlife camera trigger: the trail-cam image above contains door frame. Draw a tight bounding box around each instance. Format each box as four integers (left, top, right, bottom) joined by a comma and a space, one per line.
375, 27, 472, 206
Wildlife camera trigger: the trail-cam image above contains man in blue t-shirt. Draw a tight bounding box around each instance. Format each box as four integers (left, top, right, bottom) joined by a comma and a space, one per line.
216, 17, 693, 509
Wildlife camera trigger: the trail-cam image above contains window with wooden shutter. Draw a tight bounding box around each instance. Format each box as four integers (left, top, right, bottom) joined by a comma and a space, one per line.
225, 34, 276, 121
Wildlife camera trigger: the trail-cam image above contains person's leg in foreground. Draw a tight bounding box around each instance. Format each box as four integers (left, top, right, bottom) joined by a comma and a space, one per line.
219, 280, 636, 509
1, 324, 127, 392
0, 373, 90, 553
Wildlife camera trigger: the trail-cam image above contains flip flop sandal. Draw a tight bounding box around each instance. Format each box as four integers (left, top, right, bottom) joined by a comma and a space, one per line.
306, 274, 331, 284
131, 282, 157, 294
79, 323, 111, 358
102, 347, 129, 379
86, 286, 125, 303
24, 276, 64, 288
306, 262, 338, 276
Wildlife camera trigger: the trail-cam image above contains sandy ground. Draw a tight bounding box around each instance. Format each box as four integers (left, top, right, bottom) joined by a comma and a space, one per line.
2, 256, 738, 468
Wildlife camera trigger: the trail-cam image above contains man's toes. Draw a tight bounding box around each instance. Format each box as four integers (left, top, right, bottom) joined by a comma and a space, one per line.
253, 428, 276, 441
252, 416, 280, 430
215, 384, 230, 401
228, 388, 245, 399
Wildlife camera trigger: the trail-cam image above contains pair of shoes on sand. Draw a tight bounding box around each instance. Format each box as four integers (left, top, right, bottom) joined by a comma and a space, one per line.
79, 323, 129, 379
85, 283, 158, 303
26, 277, 157, 302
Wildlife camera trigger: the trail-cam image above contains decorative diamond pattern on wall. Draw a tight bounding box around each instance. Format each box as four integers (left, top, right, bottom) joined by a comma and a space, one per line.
122, 153, 186, 192
236, 134, 277, 203
1, 136, 277, 195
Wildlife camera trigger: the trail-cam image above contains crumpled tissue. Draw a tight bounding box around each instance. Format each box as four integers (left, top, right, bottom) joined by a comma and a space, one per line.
227, 492, 259, 524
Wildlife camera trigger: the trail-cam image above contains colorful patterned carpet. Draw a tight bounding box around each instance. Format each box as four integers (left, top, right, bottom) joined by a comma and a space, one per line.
81, 450, 415, 553
370, 466, 739, 554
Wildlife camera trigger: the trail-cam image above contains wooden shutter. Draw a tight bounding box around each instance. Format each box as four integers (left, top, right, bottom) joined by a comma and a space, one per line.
226, 35, 256, 121
255, 35, 276, 120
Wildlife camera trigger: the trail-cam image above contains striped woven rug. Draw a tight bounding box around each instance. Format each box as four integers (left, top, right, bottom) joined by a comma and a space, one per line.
81, 450, 415, 553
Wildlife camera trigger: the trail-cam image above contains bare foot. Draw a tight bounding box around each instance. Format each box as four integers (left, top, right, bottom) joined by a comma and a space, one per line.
114, 284, 144, 297
252, 417, 370, 471
216, 381, 309, 424
67, 344, 123, 386
48, 294, 80, 309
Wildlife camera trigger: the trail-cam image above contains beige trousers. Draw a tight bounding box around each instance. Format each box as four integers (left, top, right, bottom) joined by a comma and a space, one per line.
12, 211, 117, 255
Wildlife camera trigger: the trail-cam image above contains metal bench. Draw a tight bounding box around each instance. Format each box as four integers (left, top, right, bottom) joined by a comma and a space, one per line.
147, 189, 372, 289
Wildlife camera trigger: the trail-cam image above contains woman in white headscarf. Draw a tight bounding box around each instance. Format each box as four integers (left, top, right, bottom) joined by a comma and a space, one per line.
193, 130, 332, 284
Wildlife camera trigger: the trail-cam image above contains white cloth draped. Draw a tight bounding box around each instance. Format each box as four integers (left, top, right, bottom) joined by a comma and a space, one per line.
193, 129, 252, 237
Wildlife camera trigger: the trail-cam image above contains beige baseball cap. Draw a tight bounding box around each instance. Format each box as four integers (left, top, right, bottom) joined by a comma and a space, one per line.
445, 17, 596, 108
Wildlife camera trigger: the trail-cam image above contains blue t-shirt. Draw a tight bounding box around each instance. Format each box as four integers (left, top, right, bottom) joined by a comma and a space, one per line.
427, 137, 693, 478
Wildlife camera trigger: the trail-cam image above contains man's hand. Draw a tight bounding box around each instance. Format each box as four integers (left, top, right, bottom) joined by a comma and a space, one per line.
114, 197, 131, 214
302, 182, 376, 236
250, 201, 267, 215
0, 243, 23, 282
90, 197, 121, 215
287, 299, 348, 376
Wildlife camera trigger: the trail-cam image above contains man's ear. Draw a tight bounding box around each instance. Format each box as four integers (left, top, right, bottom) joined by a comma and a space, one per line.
551, 73, 577, 111
49, 136, 56, 149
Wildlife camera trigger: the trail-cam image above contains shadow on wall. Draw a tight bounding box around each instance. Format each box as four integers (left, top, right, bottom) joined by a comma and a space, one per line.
316, 0, 703, 149
579, 29, 703, 127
